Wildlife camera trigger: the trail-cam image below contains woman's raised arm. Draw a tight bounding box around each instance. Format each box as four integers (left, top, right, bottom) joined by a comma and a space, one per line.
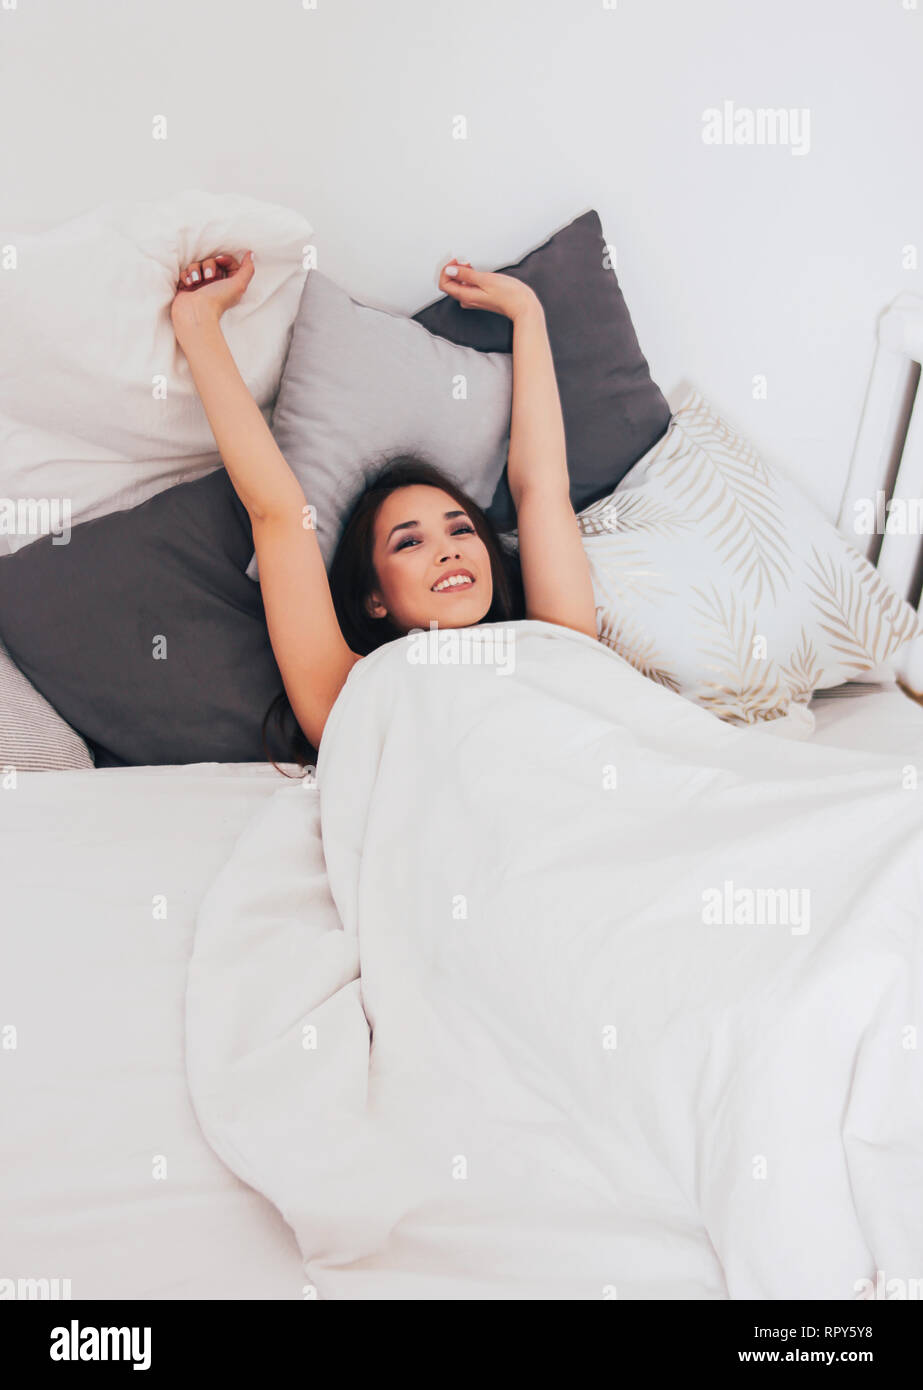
438, 261, 597, 640
171, 254, 358, 749
171, 252, 304, 522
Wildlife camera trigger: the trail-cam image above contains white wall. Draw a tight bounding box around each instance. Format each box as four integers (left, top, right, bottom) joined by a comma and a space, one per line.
2, 0, 921, 518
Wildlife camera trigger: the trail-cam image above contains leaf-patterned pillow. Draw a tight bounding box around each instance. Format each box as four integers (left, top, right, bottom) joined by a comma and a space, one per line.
578, 389, 921, 726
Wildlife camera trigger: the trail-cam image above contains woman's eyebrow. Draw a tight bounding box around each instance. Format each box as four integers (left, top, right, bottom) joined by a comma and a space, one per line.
386, 510, 466, 542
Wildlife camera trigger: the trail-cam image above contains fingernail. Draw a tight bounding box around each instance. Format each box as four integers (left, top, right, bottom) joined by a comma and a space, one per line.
190, 271, 200, 282
204, 267, 214, 280
445, 265, 458, 277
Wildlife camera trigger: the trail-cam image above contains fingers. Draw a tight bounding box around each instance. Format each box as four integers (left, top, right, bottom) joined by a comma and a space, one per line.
232, 249, 255, 286
440, 259, 486, 311
444, 258, 477, 284
177, 250, 252, 292
443, 281, 477, 309
448, 286, 483, 311
439, 259, 478, 301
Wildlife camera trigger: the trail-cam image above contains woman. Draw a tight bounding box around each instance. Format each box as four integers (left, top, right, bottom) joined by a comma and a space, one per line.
171, 251, 597, 766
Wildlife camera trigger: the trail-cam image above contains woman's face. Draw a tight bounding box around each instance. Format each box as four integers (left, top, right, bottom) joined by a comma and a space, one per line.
367, 484, 494, 633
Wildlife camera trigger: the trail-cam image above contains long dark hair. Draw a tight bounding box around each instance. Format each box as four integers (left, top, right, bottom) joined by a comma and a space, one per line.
261, 454, 523, 774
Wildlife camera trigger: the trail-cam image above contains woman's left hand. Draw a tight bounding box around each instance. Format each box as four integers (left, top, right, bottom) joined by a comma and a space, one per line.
438, 259, 539, 322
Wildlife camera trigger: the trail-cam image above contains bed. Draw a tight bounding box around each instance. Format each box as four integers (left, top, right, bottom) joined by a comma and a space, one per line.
3, 224, 923, 1300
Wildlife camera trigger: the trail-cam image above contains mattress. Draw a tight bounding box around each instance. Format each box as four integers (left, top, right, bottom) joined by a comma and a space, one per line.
0, 761, 308, 1300
3, 679, 922, 1300
810, 680, 923, 754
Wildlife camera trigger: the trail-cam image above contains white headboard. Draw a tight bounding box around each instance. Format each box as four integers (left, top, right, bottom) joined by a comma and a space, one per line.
838, 292, 923, 695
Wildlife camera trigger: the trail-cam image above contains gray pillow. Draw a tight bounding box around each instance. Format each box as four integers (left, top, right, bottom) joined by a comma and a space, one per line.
0, 638, 94, 771
413, 209, 672, 532
246, 271, 512, 578
0, 470, 288, 767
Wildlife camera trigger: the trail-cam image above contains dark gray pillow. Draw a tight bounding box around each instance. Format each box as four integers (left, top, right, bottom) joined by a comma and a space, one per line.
0, 470, 288, 767
413, 208, 671, 531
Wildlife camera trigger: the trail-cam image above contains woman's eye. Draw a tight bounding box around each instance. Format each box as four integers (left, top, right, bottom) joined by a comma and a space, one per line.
394, 523, 472, 551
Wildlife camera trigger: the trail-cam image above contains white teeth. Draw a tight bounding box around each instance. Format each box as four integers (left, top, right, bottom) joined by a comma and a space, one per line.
433, 574, 472, 592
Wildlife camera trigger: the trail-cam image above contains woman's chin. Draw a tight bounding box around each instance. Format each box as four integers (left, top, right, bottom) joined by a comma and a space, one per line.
429, 599, 493, 629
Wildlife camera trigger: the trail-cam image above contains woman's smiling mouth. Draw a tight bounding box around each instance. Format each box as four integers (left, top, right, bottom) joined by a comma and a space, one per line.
431, 569, 475, 593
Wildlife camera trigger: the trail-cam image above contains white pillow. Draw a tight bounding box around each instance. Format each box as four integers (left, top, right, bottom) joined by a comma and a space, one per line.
0, 190, 311, 555
578, 389, 921, 726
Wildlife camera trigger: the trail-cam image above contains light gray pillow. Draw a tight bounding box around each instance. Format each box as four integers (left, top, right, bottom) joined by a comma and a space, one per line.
246, 271, 513, 578
0, 639, 94, 771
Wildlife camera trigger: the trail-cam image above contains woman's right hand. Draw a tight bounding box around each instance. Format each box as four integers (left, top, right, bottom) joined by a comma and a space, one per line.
171, 250, 255, 326
438, 259, 539, 322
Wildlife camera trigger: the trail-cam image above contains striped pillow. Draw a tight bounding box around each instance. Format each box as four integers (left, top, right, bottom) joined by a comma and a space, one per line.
0, 640, 94, 771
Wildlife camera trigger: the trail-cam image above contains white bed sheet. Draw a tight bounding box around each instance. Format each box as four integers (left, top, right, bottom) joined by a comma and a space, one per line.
0, 761, 308, 1300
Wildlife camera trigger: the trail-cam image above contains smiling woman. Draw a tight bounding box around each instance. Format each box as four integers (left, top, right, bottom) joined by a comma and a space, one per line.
172, 254, 597, 765
259, 453, 524, 772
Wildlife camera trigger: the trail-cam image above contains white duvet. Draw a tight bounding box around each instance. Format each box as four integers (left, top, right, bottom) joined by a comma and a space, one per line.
186, 622, 923, 1300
